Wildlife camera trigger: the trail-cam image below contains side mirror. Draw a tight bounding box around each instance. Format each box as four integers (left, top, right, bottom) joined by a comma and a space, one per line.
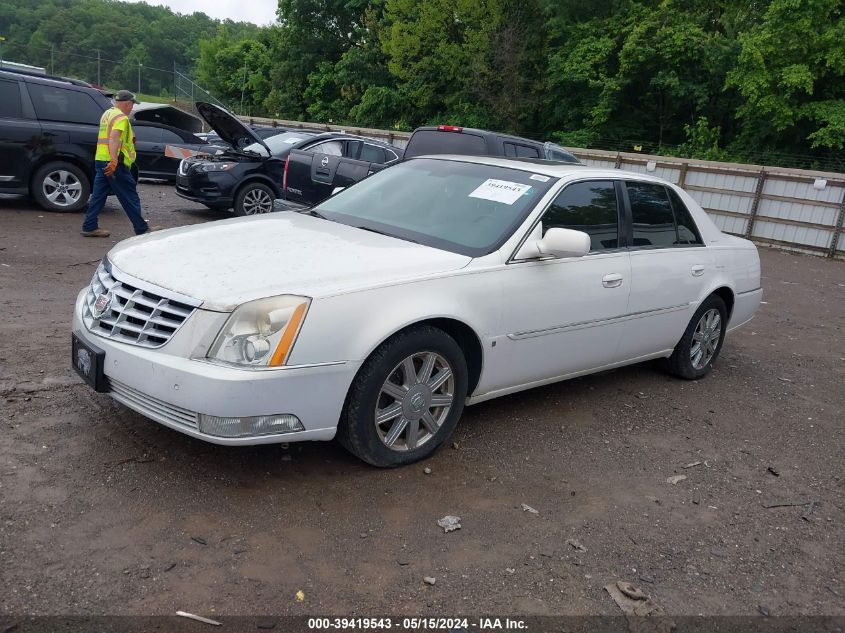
538, 228, 591, 258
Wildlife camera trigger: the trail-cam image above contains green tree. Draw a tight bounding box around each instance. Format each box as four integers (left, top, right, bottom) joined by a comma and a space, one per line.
727, 0, 845, 150
380, 0, 507, 128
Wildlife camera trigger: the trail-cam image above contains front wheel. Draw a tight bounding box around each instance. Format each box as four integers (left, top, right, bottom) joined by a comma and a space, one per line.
233, 182, 275, 216
31, 161, 90, 212
337, 326, 468, 467
664, 295, 727, 380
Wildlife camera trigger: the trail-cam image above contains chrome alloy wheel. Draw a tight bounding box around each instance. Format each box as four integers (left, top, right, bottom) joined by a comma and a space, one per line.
691, 308, 722, 370
42, 169, 82, 208
241, 188, 273, 214
374, 351, 455, 452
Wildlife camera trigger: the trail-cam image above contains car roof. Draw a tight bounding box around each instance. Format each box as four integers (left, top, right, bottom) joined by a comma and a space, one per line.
305, 131, 395, 146
0, 68, 100, 91
412, 154, 675, 186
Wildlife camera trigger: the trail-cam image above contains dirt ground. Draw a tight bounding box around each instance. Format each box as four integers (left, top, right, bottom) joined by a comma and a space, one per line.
0, 184, 843, 619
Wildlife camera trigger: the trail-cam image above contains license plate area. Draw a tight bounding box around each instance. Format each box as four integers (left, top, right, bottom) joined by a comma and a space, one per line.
71, 333, 108, 392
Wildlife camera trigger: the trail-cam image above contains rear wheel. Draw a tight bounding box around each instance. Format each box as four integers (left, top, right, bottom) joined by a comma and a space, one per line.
664, 295, 727, 380
337, 326, 468, 467
31, 161, 90, 212
233, 182, 275, 216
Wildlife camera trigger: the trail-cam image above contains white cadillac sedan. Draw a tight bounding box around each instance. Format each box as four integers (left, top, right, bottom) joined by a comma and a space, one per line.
72, 156, 761, 466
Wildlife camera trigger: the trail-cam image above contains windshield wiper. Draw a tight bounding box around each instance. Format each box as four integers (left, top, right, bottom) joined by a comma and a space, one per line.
356, 225, 419, 244
301, 208, 326, 219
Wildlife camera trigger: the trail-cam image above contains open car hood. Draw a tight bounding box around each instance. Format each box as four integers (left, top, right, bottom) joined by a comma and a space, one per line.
195, 102, 270, 155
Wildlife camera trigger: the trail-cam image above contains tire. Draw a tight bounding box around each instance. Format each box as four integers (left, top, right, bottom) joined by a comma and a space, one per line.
31, 161, 91, 212
664, 294, 728, 380
233, 182, 275, 216
337, 325, 469, 467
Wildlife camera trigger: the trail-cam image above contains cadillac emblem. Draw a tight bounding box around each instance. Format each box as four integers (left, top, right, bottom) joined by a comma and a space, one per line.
92, 291, 113, 319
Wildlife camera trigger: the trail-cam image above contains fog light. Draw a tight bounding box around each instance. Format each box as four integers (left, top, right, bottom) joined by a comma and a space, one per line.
198, 413, 304, 438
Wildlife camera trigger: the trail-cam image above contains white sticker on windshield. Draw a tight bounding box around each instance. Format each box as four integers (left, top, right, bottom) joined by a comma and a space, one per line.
530, 174, 550, 182
283, 137, 303, 144
468, 179, 533, 205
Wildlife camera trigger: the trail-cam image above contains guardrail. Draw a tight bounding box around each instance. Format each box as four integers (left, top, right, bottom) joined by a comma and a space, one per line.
238, 115, 845, 260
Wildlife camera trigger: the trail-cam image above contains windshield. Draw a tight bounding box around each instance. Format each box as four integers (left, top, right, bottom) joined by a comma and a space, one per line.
243, 132, 315, 156
314, 158, 557, 256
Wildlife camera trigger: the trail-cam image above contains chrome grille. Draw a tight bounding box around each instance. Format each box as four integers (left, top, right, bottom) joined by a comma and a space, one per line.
83, 261, 197, 348
110, 379, 199, 429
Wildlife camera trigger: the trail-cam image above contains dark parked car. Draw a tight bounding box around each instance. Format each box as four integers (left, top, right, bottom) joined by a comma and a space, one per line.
279, 124, 578, 210
134, 121, 224, 181
195, 125, 322, 145
0, 68, 112, 211
175, 102, 401, 216
402, 125, 582, 162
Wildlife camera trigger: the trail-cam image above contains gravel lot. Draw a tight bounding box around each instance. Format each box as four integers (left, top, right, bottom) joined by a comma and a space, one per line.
0, 183, 843, 618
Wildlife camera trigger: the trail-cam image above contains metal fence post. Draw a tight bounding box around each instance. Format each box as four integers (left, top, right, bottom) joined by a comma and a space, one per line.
614, 152, 622, 169
744, 169, 767, 239
828, 188, 845, 258
678, 162, 689, 187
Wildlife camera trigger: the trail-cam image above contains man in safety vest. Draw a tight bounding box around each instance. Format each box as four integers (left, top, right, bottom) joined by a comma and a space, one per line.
81, 90, 150, 237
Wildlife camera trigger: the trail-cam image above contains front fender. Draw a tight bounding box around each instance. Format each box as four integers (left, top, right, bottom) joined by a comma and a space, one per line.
287, 270, 500, 367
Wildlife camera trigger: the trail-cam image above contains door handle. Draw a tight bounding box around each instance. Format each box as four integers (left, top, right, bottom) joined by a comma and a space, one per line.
602, 273, 623, 288
691, 265, 705, 277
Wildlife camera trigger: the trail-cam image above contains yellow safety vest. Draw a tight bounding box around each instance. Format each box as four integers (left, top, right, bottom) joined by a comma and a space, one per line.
95, 107, 136, 167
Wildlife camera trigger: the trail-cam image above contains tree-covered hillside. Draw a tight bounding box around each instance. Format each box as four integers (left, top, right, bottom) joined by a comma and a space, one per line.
0, 0, 260, 95
2, 0, 843, 169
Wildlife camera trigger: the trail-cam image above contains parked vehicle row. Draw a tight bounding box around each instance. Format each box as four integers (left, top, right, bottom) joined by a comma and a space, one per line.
0, 77, 583, 217
174, 103, 402, 216
280, 124, 582, 210
0, 68, 230, 210
72, 153, 762, 467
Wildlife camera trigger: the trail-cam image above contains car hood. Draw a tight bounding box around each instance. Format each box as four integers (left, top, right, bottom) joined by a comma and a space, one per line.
107, 214, 472, 311
195, 102, 269, 155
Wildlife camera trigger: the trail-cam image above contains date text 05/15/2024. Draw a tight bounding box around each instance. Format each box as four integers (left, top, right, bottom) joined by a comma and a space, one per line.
307, 617, 528, 630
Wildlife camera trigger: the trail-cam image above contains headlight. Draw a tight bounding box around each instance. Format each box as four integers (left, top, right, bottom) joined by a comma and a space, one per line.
207, 295, 310, 368
198, 162, 236, 172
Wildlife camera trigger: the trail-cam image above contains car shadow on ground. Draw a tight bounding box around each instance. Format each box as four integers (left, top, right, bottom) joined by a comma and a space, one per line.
97, 359, 673, 484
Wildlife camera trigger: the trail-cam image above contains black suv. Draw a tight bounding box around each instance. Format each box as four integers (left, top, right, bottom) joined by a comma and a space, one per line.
175, 102, 401, 216
0, 68, 113, 212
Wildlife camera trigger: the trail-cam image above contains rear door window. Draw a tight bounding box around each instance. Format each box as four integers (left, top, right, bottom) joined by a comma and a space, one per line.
361, 143, 386, 163
541, 180, 620, 251
0, 79, 22, 118
404, 130, 486, 158
160, 129, 186, 144
308, 140, 343, 156
667, 188, 704, 245
27, 84, 102, 124
626, 182, 678, 248
504, 142, 541, 158
134, 126, 162, 143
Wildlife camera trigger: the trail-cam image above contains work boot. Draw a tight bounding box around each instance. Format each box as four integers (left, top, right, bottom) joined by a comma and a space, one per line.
81, 228, 110, 237
138, 225, 162, 235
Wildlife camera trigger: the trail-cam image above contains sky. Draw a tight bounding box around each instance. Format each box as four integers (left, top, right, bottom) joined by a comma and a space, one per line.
125, 0, 278, 26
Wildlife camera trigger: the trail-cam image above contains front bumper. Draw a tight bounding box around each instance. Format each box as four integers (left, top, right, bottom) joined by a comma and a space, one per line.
175, 171, 235, 206
73, 290, 360, 445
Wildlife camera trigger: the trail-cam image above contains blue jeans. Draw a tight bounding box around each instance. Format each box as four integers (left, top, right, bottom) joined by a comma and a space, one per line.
82, 161, 148, 235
